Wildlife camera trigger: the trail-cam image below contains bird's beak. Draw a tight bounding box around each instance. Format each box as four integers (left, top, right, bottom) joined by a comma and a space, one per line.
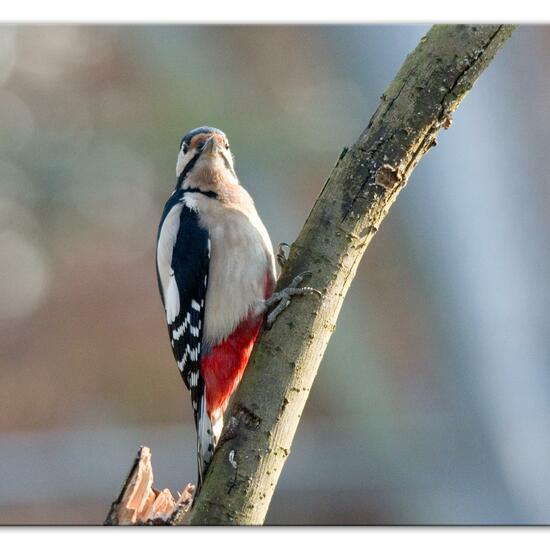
202, 136, 220, 157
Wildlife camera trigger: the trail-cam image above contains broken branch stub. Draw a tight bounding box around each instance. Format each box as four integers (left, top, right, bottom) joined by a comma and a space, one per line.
104, 446, 194, 526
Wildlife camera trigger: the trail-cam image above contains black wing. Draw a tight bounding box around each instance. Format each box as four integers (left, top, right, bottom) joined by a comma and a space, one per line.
156, 194, 209, 398
172, 208, 208, 387
156, 192, 214, 488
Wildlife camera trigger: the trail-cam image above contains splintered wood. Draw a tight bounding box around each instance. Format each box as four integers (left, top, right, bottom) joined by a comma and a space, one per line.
105, 446, 194, 525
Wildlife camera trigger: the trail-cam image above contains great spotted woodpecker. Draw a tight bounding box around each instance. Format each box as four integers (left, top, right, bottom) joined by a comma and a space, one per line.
156, 126, 319, 491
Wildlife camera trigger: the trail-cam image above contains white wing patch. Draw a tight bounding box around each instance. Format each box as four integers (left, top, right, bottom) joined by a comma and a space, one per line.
156, 202, 183, 300
165, 270, 180, 324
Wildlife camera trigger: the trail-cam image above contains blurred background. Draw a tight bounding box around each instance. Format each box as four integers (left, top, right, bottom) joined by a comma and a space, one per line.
0, 25, 549, 525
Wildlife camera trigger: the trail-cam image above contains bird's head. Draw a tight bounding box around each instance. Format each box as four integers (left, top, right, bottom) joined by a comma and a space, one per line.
176, 126, 238, 192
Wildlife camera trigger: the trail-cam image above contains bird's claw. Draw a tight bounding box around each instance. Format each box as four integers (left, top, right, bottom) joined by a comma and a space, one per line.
264, 271, 323, 329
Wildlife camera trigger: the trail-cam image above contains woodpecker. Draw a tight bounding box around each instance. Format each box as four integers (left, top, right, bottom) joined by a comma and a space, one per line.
156, 126, 319, 491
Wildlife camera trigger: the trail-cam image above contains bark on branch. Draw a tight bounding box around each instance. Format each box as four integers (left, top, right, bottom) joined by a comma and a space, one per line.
180, 24, 515, 525
106, 24, 516, 526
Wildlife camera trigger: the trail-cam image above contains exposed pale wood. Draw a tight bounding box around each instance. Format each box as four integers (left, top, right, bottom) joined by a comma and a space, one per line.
104, 446, 194, 525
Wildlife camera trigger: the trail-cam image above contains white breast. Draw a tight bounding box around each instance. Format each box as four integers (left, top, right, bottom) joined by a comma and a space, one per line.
184, 192, 276, 347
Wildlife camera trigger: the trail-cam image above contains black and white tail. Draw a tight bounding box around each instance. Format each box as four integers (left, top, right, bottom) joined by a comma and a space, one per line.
195, 381, 223, 491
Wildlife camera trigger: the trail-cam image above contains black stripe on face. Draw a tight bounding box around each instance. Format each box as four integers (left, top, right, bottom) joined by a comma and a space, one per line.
176, 133, 235, 188
177, 151, 202, 188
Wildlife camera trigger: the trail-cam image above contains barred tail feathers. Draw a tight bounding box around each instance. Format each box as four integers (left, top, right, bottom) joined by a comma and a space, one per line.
196, 397, 224, 490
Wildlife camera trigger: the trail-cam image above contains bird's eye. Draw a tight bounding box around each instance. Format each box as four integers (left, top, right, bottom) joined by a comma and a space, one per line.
181, 143, 188, 154
225, 142, 230, 150
196, 140, 205, 150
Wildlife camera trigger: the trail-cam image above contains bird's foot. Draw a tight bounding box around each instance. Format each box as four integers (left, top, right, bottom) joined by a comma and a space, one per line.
276, 242, 290, 270
264, 271, 322, 329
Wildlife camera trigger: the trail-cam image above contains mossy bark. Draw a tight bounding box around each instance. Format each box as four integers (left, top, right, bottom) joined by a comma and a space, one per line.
181, 24, 516, 526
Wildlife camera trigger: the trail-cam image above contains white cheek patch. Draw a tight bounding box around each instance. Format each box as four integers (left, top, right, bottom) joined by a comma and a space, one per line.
176, 149, 195, 178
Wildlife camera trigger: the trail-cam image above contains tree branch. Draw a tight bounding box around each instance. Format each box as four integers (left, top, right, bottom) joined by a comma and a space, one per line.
180, 24, 516, 526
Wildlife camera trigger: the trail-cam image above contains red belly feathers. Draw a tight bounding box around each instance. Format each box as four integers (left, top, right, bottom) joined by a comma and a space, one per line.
200, 274, 274, 422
